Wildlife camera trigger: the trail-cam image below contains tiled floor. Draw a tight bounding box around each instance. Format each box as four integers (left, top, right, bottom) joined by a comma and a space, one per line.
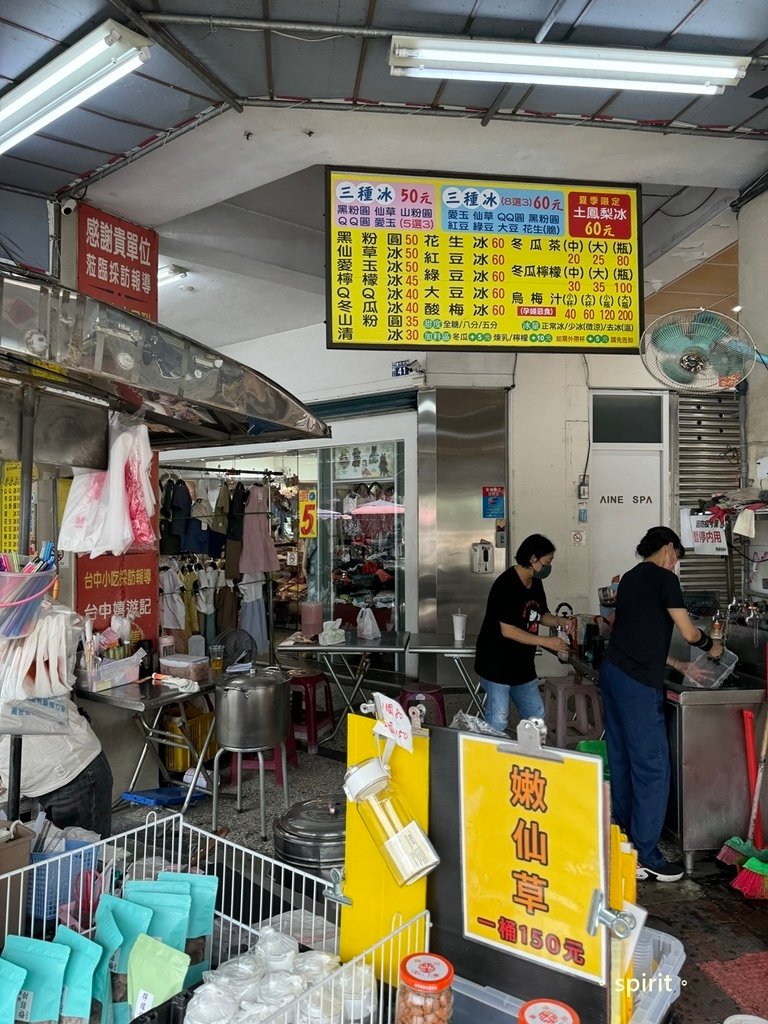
112, 685, 768, 1024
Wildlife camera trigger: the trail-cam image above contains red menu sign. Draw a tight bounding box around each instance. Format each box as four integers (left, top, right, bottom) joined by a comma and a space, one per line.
77, 202, 158, 320
75, 550, 159, 646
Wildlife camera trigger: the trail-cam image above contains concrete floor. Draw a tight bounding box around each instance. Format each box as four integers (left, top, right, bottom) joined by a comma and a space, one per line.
111, 680, 768, 1024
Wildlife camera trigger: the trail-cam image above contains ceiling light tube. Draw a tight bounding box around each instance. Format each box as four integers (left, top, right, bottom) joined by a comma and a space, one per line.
0, 19, 151, 156
389, 35, 750, 94
157, 265, 187, 286
391, 66, 722, 94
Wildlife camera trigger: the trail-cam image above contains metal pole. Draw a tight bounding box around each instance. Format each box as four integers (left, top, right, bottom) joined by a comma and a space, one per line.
7, 386, 36, 821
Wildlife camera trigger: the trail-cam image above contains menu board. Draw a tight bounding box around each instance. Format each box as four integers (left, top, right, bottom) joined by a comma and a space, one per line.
326, 168, 642, 353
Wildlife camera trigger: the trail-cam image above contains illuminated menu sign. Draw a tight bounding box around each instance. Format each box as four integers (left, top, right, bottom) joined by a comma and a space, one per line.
326, 168, 641, 353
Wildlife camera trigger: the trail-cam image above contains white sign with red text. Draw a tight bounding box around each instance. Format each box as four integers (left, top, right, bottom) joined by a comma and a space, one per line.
373, 693, 413, 753
690, 515, 728, 555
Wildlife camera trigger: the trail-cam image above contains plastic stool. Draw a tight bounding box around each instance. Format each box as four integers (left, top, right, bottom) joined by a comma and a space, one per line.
542, 676, 604, 749
289, 668, 335, 754
228, 721, 299, 789
212, 741, 288, 840
397, 681, 447, 727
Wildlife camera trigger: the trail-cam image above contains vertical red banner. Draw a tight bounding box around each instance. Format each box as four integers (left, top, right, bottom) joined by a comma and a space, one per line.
77, 202, 158, 320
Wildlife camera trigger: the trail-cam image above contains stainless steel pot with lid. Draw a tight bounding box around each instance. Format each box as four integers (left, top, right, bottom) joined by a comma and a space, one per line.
215, 665, 290, 751
273, 795, 346, 878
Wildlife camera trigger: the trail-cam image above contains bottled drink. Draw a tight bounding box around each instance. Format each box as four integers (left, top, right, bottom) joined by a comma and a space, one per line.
711, 611, 723, 642
557, 627, 571, 663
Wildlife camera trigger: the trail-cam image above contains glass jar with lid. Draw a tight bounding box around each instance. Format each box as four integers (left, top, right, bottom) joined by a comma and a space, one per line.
395, 952, 454, 1024
343, 757, 439, 887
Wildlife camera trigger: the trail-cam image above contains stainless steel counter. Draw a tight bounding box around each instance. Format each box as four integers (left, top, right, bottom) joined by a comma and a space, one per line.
569, 650, 766, 870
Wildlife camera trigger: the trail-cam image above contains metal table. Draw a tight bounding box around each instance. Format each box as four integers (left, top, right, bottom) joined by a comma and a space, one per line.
278, 631, 411, 739
407, 633, 484, 714
75, 677, 218, 814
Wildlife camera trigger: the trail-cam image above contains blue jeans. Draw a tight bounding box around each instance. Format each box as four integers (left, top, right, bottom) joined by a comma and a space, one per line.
598, 658, 670, 868
479, 676, 544, 733
37, 751, 113, 839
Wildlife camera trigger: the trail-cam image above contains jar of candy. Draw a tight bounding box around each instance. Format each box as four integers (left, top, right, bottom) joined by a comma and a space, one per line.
395, 952, 453, 1024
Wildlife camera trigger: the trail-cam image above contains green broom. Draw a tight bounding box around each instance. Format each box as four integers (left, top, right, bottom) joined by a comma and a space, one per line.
717, 709, 765, 868
731, 710, 768, 898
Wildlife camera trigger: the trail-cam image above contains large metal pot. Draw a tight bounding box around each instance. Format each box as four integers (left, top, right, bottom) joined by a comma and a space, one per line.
215, 666, 290, 751
273, 795, 346, 879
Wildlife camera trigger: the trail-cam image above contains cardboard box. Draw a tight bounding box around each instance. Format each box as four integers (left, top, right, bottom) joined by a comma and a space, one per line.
0, 824, 34, 948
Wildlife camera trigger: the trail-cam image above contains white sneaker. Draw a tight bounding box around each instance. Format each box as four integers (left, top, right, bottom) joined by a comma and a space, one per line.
636, 860, 685, 882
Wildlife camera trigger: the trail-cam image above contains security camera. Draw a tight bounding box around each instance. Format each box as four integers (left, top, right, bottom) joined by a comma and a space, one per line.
60, 198, 77, 216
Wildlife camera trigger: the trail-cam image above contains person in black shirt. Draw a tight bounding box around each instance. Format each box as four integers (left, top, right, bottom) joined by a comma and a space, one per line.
600, 526, 723, 882
474, 534, 574, 733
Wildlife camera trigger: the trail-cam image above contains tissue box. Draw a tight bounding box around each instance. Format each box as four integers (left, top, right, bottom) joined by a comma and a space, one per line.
159, 654, 210, 682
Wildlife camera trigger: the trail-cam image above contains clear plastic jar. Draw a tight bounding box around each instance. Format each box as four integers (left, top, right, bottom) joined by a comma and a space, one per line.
343, 758, 439, 886
253, 925, 299, 972
395, 953, 453, 1024
296, 987, 344, 1024
340, 961, 377, 1023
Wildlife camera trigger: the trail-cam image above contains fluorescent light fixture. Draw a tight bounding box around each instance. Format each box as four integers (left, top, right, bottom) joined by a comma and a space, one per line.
157, 265, 187, 286
0, 18, 151, 156
389, 35, 750, 95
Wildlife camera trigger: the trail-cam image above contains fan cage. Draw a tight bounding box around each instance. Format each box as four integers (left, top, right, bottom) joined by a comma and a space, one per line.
641, 308, 756, 393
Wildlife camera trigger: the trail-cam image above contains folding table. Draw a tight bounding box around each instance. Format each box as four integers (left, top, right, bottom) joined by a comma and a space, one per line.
75, 676, 217, 813
406, 632, 484, 714
278, 630, 411, 739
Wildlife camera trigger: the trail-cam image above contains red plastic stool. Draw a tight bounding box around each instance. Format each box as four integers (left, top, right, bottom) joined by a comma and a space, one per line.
289, 668, 335, 754
228, 721, 299, 788
397, 681, 447, 727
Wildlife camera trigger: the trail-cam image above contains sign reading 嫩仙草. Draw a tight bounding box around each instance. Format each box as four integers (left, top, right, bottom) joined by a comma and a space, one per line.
326, 167, 642, 353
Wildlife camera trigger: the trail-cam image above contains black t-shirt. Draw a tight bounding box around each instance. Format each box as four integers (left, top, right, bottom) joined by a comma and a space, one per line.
604, 561, 685, 689
474, 567, 549, 685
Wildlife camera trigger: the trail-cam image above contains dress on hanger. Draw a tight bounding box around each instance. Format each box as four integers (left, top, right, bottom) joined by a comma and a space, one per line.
238, 572, 268, 652
160, 565, 186, 631
239, 485, 280, 574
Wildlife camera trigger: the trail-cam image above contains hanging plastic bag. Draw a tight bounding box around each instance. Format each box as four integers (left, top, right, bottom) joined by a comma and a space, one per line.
0, 695, 70, 734
357, 607, 381, 640
0, 603, 82, 700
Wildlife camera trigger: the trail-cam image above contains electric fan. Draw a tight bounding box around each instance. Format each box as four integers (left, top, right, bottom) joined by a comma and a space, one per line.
640, 309, 765, 392
212, 628, 259, 669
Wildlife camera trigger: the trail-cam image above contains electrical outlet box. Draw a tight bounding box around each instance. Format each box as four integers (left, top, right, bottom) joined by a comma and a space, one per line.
577, 474, 589, 501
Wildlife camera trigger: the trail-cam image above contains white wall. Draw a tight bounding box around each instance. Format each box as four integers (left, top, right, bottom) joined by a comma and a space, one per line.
738, 190, 768, 485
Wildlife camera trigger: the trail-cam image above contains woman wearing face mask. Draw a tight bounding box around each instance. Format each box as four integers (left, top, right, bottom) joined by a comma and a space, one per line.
600, 526, 723, 882
475, 533, 574, 733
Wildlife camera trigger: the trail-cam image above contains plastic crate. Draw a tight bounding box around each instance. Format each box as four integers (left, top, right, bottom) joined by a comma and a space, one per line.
576, 739, 611, 780
163, 709, 218, 771
629, 926, 686, 1024
28, 839, 97, 920
119, 786, 208, 807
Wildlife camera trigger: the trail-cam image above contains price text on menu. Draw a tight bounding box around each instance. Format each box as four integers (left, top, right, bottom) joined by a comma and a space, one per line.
326, 168, 642, 353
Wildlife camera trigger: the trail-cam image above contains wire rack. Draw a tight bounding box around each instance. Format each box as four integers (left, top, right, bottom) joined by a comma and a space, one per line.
0, 813, 431, 1024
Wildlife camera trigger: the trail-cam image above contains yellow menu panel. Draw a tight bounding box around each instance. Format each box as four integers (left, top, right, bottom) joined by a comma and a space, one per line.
326, 169, 641, 353
459, 734, 606, 984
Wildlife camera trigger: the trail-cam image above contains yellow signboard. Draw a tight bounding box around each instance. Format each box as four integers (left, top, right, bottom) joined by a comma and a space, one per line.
326, 168, 641, 353
299, 488, 318, 539
459, 734, 606, 984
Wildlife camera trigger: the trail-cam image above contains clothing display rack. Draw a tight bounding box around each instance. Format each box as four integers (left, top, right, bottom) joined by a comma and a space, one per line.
161, 465, 283, 479
158, 462, 282, 664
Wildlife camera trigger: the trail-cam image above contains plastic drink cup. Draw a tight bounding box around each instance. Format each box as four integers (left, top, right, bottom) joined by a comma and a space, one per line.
210, 645, 224, 673
452, 613, 467, 644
